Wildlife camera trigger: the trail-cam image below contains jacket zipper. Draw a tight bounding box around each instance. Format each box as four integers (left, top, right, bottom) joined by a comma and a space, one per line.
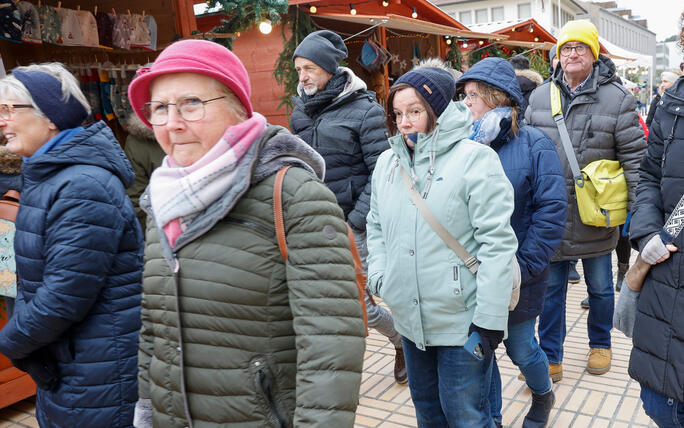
171, 258, 195, 428
255, 365, 287, 428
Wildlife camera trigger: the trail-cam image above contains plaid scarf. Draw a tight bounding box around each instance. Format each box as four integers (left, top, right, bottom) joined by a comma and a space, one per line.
149, 113, 267, 237
469, 107, 512, 146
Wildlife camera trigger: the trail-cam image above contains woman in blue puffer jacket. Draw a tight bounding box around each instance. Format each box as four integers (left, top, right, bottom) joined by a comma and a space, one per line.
457, 57, 568, 428
0, 63, 144, 428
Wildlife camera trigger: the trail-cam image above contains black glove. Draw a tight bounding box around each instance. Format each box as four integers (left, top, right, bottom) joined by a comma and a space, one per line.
11, 349, 59, 391
468, 323, 504, 361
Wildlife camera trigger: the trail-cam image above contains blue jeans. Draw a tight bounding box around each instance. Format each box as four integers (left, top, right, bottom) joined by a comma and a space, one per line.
641, 385, 684, 427
488, 318, 552, 423
401, 337, 497, 428
539, 253, 613, 364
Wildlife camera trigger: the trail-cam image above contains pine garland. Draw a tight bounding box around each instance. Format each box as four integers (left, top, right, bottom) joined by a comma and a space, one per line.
445, 43, 464, 72
207, 0, 288, 48
273, 7, 315, 116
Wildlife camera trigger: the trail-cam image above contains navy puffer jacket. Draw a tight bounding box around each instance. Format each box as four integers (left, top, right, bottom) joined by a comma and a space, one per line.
0, 122, 144, 427
628, 77, 684, 401
458, 58, 568, 325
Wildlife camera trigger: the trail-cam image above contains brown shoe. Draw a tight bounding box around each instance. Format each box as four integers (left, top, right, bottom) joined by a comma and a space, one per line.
587, 348, 611, 375
394, 348, 408, 384
549, 363, 563, 383
519, 363, 563, 383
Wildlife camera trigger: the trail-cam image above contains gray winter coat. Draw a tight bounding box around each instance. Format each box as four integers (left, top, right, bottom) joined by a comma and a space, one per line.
290, 67, 388, 231
524, 55, 647, 260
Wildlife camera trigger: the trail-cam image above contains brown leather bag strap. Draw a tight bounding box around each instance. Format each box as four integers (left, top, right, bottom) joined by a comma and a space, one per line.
347, 225, 370, 332
3, 190, 20, 203
273, 166, 291, 261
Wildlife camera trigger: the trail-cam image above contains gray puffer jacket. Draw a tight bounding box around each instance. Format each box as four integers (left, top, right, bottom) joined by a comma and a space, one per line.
524, 55, 647, 261
290, 67, 388, 231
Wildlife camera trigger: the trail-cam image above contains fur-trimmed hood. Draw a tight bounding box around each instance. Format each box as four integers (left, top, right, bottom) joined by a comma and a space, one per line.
123, 112, 156, 141
515, 68, 543, 86
0, 146, 23, 175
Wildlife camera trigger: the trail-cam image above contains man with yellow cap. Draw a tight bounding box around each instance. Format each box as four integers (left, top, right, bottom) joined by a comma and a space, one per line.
524, 20, 647, 381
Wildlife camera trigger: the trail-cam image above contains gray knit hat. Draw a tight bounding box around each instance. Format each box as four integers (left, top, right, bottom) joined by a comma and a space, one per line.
293, 30, 348, 74
549, 44, 557, 62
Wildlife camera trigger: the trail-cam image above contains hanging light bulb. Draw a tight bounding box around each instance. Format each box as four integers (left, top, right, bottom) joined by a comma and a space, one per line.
529, 24, 534, 33
534, 36, 539, 42
462, 41, 468, 48
511, 27, 516, 32
411, 7, 418, 19
478, 40, 484, 45
258, 19, 272, 34
349, 3, 357, 15
309, 4, 317, 13
382, 0, 389, 6
445, 36, 452, 45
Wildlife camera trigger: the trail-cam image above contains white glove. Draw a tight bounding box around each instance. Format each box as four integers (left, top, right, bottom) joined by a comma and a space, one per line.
133, 398, 153, 428
613, 285, 639, 338
641, 234, 669, 265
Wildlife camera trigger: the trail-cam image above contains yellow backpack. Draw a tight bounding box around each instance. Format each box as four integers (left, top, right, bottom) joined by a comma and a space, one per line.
550, 83, 628, 227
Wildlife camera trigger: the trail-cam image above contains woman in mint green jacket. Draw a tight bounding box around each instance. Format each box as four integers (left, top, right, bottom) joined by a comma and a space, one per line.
366, 66, 518, 427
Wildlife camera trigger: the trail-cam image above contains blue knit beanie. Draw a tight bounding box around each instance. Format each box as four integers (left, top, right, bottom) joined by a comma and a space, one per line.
293, 30, 348, 74
12, 69, 88, 130
395, 67, 456, 117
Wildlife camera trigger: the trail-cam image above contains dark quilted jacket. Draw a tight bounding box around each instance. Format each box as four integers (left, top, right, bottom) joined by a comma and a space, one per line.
137, 126, 365, 427
524, 55, 647, 261
290, 68, 388, 231
628, 77, 684, 401
0, 122, 144, 427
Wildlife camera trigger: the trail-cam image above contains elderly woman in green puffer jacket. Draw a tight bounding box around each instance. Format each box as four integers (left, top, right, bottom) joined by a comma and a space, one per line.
127, 40, 366, 428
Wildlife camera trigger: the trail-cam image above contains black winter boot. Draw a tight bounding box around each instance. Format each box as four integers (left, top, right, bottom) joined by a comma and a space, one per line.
523, 389, 555, 428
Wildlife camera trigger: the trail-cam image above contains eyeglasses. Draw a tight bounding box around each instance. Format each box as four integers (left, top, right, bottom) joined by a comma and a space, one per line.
142, 96, 226, 125
560, 44, 589, 57
393, 109, 425, 124
458, 92, 479, 103
0, 103, 34, 120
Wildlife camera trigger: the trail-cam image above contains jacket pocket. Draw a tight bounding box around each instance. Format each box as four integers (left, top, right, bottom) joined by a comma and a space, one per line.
251, 358, 287, 428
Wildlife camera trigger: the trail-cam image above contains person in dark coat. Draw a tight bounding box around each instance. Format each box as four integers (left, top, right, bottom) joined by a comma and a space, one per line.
0, 63, 144, 428
457, 57, 567, 428
614, 13, 684, 426
645, 70, 681, 128
290, 30, 407, 384
509, 55, 543, 112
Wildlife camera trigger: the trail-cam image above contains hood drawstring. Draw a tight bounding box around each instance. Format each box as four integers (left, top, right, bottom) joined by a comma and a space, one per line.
421, 124, 440, 199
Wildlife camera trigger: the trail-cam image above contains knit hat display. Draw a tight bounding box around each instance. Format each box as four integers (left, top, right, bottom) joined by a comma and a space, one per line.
129, 14, 151, 48
0, 0, 23, 43
111, 13, 131, 50
556, 20, 600, 60
37, 4, 62, 44
75, 10, 99, 47
395, 67, 456, 117
293, 30, 348, 74
57, 8, 83, 46
17, 1, 41, 44
128, 39, 253, 128
141, 14, 157, 51
509, 55, 530, 70
95, 11, 113, 48
12, 69, 88, 130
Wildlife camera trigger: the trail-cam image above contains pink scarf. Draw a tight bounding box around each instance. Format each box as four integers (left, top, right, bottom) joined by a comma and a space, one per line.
149, 113, 267, 247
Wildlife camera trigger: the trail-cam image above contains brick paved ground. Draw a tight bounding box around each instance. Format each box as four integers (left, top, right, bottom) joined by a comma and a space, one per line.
0, 257, 658, 427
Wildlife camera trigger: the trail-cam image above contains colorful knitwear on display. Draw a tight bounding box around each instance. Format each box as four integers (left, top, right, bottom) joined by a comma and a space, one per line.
37, 4, 62, 44
16, 1, 41, 44
0, 1, 23, 43
75, 10, 99, 47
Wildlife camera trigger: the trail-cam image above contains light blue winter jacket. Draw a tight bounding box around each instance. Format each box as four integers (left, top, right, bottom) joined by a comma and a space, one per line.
366, 101, 518, 350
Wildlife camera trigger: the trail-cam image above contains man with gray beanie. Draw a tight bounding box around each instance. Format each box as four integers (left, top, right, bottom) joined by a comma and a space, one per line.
290, 30, 407, 385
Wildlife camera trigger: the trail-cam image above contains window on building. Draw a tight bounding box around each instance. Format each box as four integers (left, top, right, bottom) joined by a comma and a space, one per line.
518, 3, 531, 19
475, 8, 488, 23
460, 10, 472, 25
491, 6, 504, 22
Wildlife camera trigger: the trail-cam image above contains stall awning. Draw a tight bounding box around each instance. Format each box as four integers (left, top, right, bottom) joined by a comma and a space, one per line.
599, 36, 653, 68
314, 13, 506, 40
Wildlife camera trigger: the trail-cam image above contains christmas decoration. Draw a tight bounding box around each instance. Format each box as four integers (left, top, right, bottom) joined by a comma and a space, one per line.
445, 43, 464, 72
207, 0, 288, 48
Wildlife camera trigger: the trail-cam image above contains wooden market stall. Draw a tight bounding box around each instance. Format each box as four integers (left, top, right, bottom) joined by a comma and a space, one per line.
0, 0, 198, 409
197, 0, 501, 127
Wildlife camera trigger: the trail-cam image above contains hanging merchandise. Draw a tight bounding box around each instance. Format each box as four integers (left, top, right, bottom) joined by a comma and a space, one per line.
357, 38, 391, 73
129, 14, 151, 48
111, 13, 131, 50
142, 14, 157, 51
95, 11, 114, 48
57, 7, 84, 46
37, 4, 62, 44
75, 10, 99, 48
16, 1, 42, 45
412, 43, 421, 66
0, 0, 23, 43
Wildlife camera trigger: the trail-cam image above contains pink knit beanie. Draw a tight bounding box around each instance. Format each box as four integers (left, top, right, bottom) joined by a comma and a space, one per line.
128, 39, 253, 128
